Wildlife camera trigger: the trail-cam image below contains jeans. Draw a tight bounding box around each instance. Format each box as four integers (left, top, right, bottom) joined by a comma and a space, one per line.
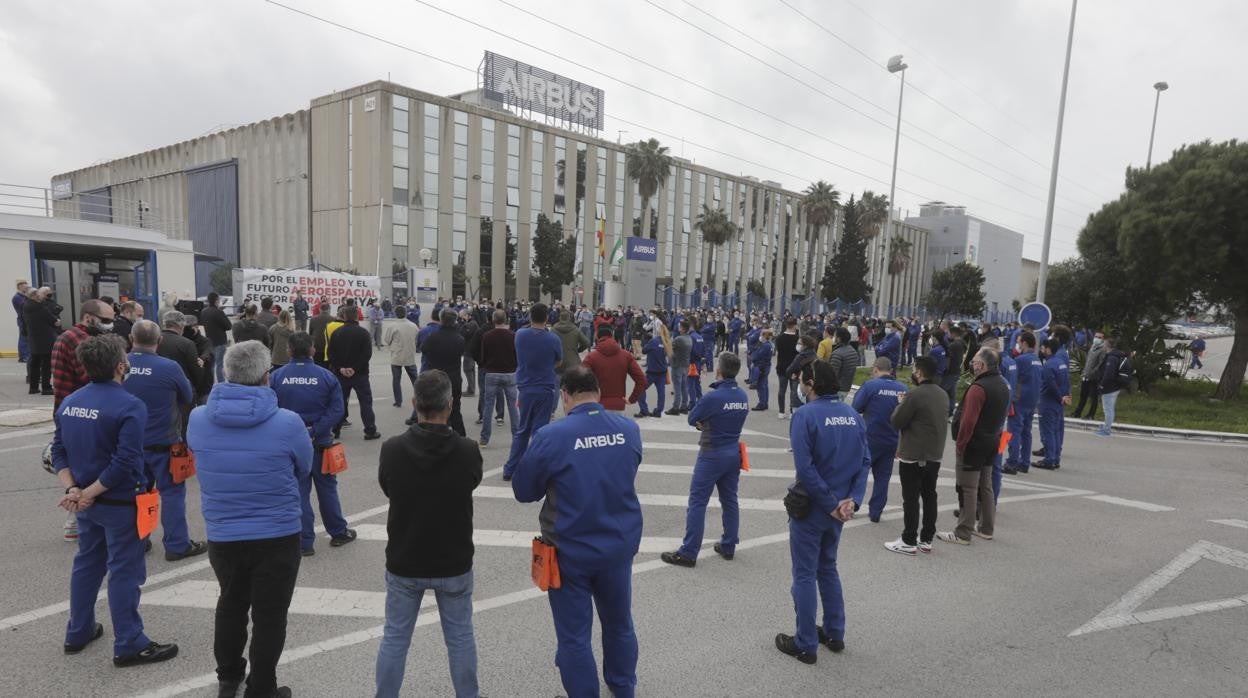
480, 372, 519, 444
677, 447, 741, 560
338, 372, 378, 436
67, 503, 151, 657
671, 365, 689, 410
390, 365, 417, 406
145, 449, 190, 554
295, 316, 307, 332
898, 460, 940, 546
213, 343, 228, 383
502, 389, 556, 476
208, 533, 301, 698
788, 513, 845, 654
636, 372, 667, 414
547, 557, 637, 698
375, 569, 478, 698
1100, 390, 1120, 434
371, 321, 383, 348
300, 450, 348, 551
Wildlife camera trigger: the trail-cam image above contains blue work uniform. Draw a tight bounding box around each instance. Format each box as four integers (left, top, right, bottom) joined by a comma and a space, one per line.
728, 318, 744, 354
123, 351, 194, 555
678, 379, 750, 560
416, 321, 440, 371
851, 376, 906, 520
992, 353, 1018, 499
688, 331, 706, 405
637, 335, 669, 416
874, 332, 901, 371
1038, 349, 1070, 466
1008, 352, 1041, 471
699, 323, 716, 371
270, 357, 347, 551
512, 403, 643, 698
503, 326, 562, 478
750, 340, 774, 409
745, 327, 762, 385
929, 343, 948, 377
52, 380, 153, 657
787, 394, 870, 654
905, 323, 921, 365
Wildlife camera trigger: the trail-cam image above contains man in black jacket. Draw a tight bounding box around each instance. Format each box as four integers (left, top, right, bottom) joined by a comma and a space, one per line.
416, 310, 468, 436
231, 304, 269, 346
938, 348, 1010, 546
22, 288, 59, 394
327, 306, 379, 440
200, 292, 233, 383
375, 369, 482, 697
158, 311, 204, 433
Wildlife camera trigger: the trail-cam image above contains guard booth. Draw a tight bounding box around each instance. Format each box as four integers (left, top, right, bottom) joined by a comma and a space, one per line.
0, 212, 195, 354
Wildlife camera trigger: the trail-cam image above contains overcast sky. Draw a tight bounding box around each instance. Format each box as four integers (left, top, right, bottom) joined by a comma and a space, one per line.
3, 0, 1244, 261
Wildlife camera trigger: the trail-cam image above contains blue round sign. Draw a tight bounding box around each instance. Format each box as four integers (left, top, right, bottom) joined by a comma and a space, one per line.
1018, 302, 1052, 331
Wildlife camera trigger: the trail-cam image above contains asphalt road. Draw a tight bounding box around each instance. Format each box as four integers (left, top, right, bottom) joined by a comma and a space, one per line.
0, 351, 1246, 697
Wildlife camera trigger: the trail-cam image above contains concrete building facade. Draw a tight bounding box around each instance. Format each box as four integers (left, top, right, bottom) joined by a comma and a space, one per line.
906, 202, 1025, 319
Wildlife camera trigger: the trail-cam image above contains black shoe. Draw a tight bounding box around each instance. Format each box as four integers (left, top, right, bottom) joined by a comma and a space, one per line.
774, 634, 816, 664
664, 408, 681, 416
393, 402, 402, 408
651, 410, 662, 418
1033, 448, 1045, 457
713, 543, 734, 561
751, 405, 767, 411
501, 473, 512, 482
475, 417, 484, 425
633, 412, 650, 419
340, 419, 352, 428
953, 509, 961, 518
301, 548, 315, 557
331, 430, 341, 440
64, 622, 104, 654
1071, 412, 1082, 419
660, 551, 696, 568
496, 418, 504, 426
404, 417, 416, 426
217, 678, 242, 698
678, 408, 690, 415
364, 431, 381, 441
1002, 467, 1019, 476
165, 540, 208, 562
113, 641, 179, 667
817, 628, 846, 653
330, 529, 357, 547
869, 516, 880, 523
28, 388, 39, 395
41, 389, 54, 396
1031, 460, 1058, 470
272, 688, 292, 698
144, 538, 152, 553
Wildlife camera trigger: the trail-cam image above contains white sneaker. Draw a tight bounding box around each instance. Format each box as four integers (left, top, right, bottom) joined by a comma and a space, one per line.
972, 528, 994, 540
917, 540, 933, 553
884, 538, 917, 556
936, 531, 970, 545
777, 412, 787, 420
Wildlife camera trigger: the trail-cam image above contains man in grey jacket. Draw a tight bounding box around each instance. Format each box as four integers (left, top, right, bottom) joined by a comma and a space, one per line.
827, 328, 859, 402
1072, 330, 1105, 420
666, 321, 694, 415
883, 356, 949, 556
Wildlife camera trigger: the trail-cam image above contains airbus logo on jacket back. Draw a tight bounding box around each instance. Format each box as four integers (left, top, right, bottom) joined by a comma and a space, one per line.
824, 416, 857, 427
281, 376, 318, 385
574, 433, 626, 450
61, 406, 99, 420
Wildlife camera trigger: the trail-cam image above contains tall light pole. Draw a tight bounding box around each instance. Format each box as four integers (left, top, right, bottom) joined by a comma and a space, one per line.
881, 54, 907, 316
1146, 81, 1169, 169
1035, 0, 1077, 305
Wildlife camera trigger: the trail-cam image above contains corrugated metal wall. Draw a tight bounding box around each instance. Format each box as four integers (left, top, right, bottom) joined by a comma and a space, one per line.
187, 161, 239, 264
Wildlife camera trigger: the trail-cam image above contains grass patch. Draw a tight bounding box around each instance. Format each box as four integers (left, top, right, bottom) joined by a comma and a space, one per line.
850, 366, 1247, 434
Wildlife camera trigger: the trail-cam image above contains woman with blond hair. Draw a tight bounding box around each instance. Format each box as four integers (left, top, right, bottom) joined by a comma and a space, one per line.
268, 309, 296, 369
635, 310, 672, 418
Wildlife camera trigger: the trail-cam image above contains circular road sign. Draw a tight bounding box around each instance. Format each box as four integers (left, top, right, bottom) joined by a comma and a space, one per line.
1018, 302, 1052, 331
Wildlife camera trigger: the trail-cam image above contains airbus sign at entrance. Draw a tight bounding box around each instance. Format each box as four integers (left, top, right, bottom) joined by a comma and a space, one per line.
482, 51, 605, 131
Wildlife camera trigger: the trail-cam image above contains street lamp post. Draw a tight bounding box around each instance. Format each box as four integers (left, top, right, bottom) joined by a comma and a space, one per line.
418, 247, 433, 268
1036, 0, 1078, 305
1146, 81, 1169, 169
881, 54, 908, 316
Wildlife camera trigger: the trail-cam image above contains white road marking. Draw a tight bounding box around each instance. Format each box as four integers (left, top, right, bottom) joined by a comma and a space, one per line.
633, 418, 790, 442
0, 442, 45, 454
1210, 519, 1248, 530
1083, 495, 1176, 512
353, 524, 686, 554
644, 441, 791, 455
139, 485, 1094, 697
475, 485, 785, 511
0, 425, 52, 442
143, 580, 403, 618
1069, 540, 1248, 637
641, 463, 792, 479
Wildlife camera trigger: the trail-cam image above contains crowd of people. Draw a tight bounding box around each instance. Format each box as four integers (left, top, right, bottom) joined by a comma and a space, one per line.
26, 276, 1142, 696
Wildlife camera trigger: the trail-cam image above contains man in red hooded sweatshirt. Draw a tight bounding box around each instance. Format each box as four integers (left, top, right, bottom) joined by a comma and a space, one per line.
582, 324, 645, 412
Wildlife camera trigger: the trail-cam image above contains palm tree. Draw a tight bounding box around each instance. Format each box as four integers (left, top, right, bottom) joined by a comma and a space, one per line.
886, 234, 913, 314
856, 190, 890, 303
801, 181, 839, 295
625, 138, 673, 240
695, 204, 739, 291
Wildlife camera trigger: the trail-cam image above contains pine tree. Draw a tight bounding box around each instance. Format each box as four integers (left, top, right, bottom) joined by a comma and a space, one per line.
820, 195, 873, 302
532, 213, 578, 299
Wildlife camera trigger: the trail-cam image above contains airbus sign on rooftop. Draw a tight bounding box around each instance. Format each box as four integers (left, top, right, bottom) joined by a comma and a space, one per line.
482, 51, 604, 131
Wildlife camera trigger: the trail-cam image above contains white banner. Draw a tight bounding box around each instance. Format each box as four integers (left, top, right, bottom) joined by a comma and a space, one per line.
237, 269, 381, 308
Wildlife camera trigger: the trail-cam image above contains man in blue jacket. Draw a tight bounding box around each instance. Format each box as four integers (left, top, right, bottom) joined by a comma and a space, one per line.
1032, 337, 1071, 470
777, 361, 870, 665
1005, 332, 1041, 475
750, 328, 775, 410
905, 319, 921, 366
661, 352, 750, 568
512, 367, 643, 698
502, 303, 562, 480
851, 357, 906, 522
123, 320, 203, 562
189, 340, 313, 698
874, 320, 902, 373
271, 332, 354, 556
728, 314, 745, 355
54, 334, 180, 667
688, 321, 707, 408
699, 318, 716, 372
745, 321, 763, 387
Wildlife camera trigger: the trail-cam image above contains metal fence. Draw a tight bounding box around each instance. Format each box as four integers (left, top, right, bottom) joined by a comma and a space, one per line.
0, 182, 186, 237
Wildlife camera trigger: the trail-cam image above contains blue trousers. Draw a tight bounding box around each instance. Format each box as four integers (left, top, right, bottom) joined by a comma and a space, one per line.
636, 372, 666, 415
729, 334, 741, 355
671, 365, 689, 410
1038, 400, 1065, 465
677, 447, 741, 559
301, 449, 348, 550
375, 570, 477, 698
686, 373, 702, 407
145, 449, 190, 555
754, 364, 771, 408
904, 341, 916, 366
503, 389, 557, 477
788, 513, 845, 654
547, 556, 637, 698
68, 503, 151, 656
867, 445, 896, 520
1009, 407, 1035, 470
17, 331, 28, 361
747, 362, 759, 385
213, 343, 228, 383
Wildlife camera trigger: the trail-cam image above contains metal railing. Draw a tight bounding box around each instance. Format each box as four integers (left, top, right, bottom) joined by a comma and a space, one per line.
0, 182, 185, 237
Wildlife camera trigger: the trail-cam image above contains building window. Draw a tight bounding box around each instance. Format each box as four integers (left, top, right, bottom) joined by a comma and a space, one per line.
422, 103, 440, 264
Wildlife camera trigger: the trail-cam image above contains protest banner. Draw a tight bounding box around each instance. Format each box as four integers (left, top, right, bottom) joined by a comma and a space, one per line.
234, 268, 381, 308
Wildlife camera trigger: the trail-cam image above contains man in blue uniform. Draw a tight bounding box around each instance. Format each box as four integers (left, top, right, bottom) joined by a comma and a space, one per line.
688, 320, 707, 408
873, 320, 902, 373
749, 328, 775, 411
123, 320, 205, 561
728, 314, 744, 355
905, 319, 921, 366
1005, 332, 1041, 475
512, 366, 643, 698
502, 303, 562, 480
851, 357, 906, 522
699, 318, 716, 372
1033, 338, 1071, 470
776, 361, 870, 664
54, 334, 179, 666
661, 352, 750, 568
744, 321, 763, 387
271, 332, 354, 555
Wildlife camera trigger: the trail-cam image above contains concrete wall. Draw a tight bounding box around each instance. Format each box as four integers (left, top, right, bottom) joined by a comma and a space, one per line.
908, 212, 1024, 317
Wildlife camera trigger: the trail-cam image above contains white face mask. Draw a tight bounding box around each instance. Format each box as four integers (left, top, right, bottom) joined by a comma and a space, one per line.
1093, 337, 1104, 346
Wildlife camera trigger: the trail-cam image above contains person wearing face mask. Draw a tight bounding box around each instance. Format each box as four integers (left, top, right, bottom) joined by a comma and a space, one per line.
1032, 338, 1072, 470
873, 321, 901, 374
1072, 331, 1106, 420
1004, 332, 1041, 475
